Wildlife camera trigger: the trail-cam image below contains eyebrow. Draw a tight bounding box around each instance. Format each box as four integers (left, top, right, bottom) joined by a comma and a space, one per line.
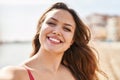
50, 17, 73, 27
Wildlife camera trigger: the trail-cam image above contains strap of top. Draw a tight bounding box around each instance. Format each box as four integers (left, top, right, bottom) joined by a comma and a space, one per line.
25, 67, 35, 80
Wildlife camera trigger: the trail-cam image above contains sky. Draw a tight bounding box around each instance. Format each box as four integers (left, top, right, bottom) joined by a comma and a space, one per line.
0, 0, 120, 42
0, 0, 120, 15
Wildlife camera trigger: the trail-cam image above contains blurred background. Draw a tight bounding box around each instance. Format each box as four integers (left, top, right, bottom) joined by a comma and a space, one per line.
0, 0, 120, 79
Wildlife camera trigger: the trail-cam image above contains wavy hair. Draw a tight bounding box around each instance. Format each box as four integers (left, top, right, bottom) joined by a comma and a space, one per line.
30, 2, 106, 80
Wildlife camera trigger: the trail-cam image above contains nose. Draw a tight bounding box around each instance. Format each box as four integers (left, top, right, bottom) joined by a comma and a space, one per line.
52, 27, 62, 36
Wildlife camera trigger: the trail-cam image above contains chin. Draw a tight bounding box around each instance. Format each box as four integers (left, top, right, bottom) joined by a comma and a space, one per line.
47, 48, 64, 54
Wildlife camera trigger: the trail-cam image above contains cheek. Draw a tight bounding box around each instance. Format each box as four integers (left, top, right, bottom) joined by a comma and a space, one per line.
39, 25, 48, 42
40, 24, 48, 31
65, 33, 74, 43
63, 35, 73, 51
40, 24, 51, 35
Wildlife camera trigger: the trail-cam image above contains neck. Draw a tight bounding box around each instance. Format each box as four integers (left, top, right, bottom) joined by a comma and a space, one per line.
29, 48, 64, 73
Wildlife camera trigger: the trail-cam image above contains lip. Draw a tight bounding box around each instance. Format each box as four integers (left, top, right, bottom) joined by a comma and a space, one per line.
47, 36, 63, 44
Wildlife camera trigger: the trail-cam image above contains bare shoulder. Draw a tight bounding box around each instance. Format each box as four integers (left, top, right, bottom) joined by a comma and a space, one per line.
0, 66, 28, 80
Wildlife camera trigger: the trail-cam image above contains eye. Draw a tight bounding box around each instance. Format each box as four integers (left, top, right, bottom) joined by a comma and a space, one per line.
63, 27, 71, 32
47, 22, 56, 26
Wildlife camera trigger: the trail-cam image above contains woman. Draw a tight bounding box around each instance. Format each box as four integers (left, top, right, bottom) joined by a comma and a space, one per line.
0, 2, 104, 80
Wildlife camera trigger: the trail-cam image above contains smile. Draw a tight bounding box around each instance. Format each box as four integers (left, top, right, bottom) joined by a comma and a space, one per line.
47, 36, 63, 44
49, 37, 60, 43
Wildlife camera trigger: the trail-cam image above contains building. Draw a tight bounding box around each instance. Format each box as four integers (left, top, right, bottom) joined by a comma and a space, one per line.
86, 13, 120, 41
86, 13, 108, 41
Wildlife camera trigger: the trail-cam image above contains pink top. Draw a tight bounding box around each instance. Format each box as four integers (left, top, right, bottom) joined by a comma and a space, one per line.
25, 67, 34, 80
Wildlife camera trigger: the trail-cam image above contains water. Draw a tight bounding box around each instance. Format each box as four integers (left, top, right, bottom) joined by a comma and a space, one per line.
0, 42, 32, 68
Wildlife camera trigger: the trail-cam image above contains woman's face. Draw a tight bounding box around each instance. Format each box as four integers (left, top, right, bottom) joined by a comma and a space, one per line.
39, 9, 76, 54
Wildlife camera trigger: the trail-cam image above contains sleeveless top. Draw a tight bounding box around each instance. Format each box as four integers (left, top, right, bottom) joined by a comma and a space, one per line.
25, 67, 35, 80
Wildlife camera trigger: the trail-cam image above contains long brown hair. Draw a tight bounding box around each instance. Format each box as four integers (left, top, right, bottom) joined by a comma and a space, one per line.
30, 2, 105, 80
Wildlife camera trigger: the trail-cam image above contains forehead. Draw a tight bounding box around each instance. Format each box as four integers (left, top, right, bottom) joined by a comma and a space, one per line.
45, 9, 75, 26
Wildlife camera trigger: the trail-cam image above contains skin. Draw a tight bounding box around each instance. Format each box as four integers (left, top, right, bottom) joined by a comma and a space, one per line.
0, 9, 76, 80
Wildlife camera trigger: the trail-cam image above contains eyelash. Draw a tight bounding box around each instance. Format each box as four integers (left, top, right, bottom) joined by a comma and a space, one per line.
47, 22, 71, 32
47, 22, 56, 26
63, 27, 71, 32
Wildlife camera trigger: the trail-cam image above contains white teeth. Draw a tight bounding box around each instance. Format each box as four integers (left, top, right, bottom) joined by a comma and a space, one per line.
49, 37, 60, 43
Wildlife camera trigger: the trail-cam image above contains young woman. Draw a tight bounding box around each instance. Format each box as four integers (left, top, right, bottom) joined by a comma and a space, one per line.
0, 2, 105, 80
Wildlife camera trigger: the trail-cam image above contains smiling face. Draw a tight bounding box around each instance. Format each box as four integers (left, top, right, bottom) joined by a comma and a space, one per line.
39, 9, 76, 54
